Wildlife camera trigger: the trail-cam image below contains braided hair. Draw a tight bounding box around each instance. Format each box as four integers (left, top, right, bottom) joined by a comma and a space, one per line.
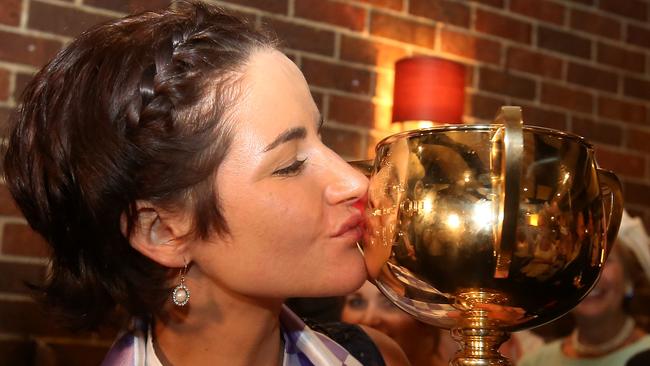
3, 1, 276, 330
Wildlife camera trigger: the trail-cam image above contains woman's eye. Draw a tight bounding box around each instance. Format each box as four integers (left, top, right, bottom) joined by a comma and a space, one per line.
272, 158, 307, 176
346, 297, 366, 310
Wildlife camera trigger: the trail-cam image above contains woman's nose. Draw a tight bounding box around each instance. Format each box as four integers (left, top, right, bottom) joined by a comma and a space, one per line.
359, 307, 381, 327
323, 152, 369, 206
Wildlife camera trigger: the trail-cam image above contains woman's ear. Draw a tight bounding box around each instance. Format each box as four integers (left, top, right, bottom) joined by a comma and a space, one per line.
121, 201, 192, 268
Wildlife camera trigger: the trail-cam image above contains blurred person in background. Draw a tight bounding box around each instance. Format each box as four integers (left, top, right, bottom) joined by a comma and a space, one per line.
519, 210, 650, 366
342, 281, 544, 366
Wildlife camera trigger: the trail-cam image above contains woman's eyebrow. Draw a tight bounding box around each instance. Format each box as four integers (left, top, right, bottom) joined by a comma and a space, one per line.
263, 127, 306, 152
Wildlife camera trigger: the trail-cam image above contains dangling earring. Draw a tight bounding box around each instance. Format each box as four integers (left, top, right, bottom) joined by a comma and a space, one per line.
172, 262, 190, 307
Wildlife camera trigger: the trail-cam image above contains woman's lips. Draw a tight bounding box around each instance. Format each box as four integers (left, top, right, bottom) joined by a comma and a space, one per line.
333, 214, 365, 241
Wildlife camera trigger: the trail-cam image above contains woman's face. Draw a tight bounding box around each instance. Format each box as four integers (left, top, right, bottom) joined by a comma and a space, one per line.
574, 246, 627, 320
341, 281, 435, 355
189, 49, 369, 299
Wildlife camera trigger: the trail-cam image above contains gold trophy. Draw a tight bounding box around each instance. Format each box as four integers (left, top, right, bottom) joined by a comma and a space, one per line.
355, 106, 623, 365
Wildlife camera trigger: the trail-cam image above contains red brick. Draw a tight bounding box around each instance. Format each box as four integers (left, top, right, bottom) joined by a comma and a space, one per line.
329, 95, 375, 128
0, 299, 67, 336
570, 9, 621, 40
571, 117, 623, 146
0, 262, 46, 294
0, 31, 62, 67
2, 223, 50, 257
567, 62, 618, 92
263, 18, 335, 56
510, 0, 565, 25
627, 25, 650, 49
84, 0, 172, 13
0, 106, 14, 138
410, 0, 470, 28
624, 76, 650, 100
370, 11, 436, 48
340, 36, 407, 68
353, 0, 403, 11
628, 128, 650, 155
12, 72, 33, 103
295, 0, 366, 32
0, 68, 9, 101
479, 68, 536, 100
466, 93, 507, 121
541, 83, 593, 114
28, 1, 114, 38
301, 58, 372, 95
519, 104, 567, 131
599, 0, 647, 21
321, 126, 363, 158
311, 91, 324, 113
440, 29, 501, 65
594, 147, 646, 178
0, 184, 22, 216
473, 0, 504, 8
506, 47, 563, 79
538, 26, 591, 59
598, 96, 647, 125
624, 181, 650, 207
475, 9, 531, 44
597, 42, 645, 73
0, 0, 21, 26
366, 134, 382, 160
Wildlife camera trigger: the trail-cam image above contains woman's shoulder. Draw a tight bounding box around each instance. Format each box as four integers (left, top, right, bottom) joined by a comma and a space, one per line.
308, 321, 409, 366
308, 321, 387, 366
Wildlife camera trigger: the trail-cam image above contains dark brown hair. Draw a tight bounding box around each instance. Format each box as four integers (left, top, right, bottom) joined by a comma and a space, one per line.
3, 1, 275, 330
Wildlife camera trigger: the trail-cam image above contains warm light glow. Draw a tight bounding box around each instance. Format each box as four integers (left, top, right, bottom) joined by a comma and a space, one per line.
472, 200, 494, 229
392, 56, 465, 125
421, 194, 435, 216
528, 214, 539, 226
447, 213, 461, 230
392, 120, 435, 132
463, 171, 471, 183
563, 172, 571, 184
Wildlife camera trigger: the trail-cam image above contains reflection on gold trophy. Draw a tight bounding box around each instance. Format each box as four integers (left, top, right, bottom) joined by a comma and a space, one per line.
355, 106, 623, 366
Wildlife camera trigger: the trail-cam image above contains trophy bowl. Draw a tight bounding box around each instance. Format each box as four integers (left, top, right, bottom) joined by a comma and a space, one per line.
357, 107, 623, 365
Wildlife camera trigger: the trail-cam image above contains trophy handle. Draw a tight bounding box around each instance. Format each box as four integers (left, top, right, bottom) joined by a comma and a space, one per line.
597, 168, 624, 258
348, 160, 373, 178
492, 106, 523, 279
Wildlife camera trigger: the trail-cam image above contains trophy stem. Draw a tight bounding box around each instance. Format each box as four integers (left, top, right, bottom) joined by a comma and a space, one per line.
449, 326, 511, 366
449, 291, 513, 366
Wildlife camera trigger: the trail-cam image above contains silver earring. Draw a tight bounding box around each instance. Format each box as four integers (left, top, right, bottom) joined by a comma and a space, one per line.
172, 263, 190, 307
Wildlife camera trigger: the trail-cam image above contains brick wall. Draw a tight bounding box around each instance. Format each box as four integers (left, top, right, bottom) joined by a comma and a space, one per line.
1, 0, 649, 364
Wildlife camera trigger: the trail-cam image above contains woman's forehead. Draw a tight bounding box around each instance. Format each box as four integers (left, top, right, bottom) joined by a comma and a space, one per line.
230, 49, 317, 139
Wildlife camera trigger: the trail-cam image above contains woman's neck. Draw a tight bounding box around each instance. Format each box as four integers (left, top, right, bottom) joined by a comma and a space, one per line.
153, 279, 285, 366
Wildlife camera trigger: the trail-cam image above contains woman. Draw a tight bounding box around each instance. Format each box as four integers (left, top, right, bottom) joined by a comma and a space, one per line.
342, 281, 543, 365
342, 281, 454, 366
3, 2, 408, 365
519, 211, 650, 366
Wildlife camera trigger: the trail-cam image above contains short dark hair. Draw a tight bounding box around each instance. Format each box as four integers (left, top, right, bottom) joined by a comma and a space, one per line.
3, 1, 276, 330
